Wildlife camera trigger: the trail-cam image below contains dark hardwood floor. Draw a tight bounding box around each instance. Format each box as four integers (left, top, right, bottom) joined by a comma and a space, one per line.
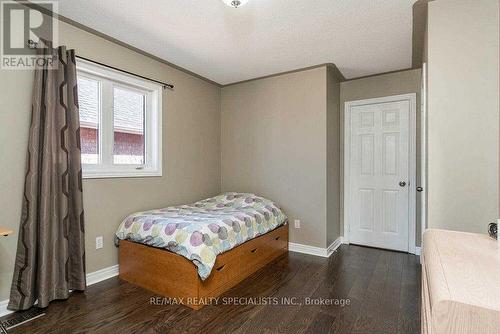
2, 245, 421, 334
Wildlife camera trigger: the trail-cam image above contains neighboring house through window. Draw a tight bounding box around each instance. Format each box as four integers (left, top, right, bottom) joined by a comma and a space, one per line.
76, 59, 162, 178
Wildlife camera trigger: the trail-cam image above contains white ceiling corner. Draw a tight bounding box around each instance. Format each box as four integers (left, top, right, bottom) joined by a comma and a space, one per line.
58, 0, 417, 85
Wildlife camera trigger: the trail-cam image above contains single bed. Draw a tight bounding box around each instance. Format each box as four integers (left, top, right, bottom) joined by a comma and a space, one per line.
115, 193, 289, 309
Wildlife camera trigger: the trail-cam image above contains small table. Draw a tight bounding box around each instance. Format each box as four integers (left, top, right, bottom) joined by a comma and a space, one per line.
0, 227, 13, 236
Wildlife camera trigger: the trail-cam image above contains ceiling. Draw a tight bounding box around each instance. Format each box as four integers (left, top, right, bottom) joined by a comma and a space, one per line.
58, 0, 417, 85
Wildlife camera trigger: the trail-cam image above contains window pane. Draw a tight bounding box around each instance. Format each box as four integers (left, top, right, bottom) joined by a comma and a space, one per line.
113, 87, 145, 165
78, 77, 99, 164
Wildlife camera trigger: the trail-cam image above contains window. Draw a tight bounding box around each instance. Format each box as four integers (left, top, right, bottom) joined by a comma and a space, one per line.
76, 59, 162, 178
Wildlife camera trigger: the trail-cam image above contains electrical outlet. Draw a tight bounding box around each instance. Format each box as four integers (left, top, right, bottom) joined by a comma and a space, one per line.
96, 236, 103, 249
294, 219, 301, 229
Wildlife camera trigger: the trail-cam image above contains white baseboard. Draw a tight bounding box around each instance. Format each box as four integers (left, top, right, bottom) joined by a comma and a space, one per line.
0, 299, 9, 318
86, 264, 119, 286
289, 236, 343, 258
326, 237, 343, 257
288, 242, 328, 257
0, 264, 119, 318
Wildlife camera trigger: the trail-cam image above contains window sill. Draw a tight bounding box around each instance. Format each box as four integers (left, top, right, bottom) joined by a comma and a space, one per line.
82, 169, 162, 179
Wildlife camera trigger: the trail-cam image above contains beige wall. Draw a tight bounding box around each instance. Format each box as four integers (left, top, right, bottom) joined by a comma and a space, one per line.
340, 69, 423, 246
427, 0, 499, 233
220, 66, 422, 248
0, 19, 221, 301
221, 67, 332, 248
326, 68, 342, 246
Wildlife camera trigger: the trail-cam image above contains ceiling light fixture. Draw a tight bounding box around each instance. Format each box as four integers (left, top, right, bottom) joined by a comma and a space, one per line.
222, 0, 249, 8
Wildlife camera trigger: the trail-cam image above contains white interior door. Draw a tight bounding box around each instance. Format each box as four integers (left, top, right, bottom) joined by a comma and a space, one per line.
346, 96, 415, 252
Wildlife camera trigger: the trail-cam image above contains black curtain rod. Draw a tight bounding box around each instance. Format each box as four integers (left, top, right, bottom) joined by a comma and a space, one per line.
75, 55, 174, 90
27, 39, 174, 89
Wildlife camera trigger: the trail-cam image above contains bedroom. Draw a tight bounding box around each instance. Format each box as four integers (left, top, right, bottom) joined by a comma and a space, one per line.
0, 0, 499, 333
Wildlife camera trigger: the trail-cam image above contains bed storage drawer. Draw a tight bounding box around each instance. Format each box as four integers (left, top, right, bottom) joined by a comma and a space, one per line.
240, 226, 288, 276
239, 236, 270, 275
266, 226, 288, 255
199, 246, 241, 297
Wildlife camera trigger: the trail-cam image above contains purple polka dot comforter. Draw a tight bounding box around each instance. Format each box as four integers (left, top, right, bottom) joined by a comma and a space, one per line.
115, 193, 288, 280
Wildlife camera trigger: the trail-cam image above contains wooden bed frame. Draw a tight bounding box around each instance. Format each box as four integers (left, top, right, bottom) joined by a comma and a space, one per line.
119, 223, 288, 310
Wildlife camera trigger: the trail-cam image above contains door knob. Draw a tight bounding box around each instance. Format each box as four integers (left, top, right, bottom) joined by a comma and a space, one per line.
399, 181, 407, 187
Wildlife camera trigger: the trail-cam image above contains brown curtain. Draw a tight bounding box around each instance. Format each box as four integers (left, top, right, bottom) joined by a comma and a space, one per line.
8, 45, 86, 311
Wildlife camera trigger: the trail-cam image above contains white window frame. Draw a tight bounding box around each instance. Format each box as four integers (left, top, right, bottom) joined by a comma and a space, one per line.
76, 59, 162, 179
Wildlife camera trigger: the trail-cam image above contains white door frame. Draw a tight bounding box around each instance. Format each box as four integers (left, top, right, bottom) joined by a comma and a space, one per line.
344, 93, 417, 254
421, 63, 428, 242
